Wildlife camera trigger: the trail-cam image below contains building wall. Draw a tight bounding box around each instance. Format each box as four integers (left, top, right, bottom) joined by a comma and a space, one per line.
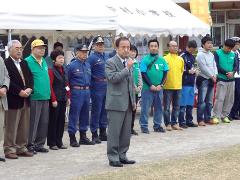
174, 1, 240, 47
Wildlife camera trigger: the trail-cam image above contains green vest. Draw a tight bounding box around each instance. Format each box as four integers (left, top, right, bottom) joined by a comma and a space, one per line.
216, 49, 235, 81
133, 60, 139, 86
141, 55, 168, 90
25, 55, 50, 100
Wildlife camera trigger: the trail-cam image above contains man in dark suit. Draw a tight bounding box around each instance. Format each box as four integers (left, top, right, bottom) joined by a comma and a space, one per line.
4, 40, 34, 159
105, 37, 136, 167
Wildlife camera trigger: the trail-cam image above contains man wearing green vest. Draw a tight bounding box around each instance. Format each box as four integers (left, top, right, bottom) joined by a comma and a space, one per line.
212, 39, 238, 123
25, 39, 51, 153
139, 39, 169, 134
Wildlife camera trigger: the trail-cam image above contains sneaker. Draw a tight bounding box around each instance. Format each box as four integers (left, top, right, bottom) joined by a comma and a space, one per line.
166, 125, 172, 131
198, 121, 206, 126
153, 126, 166, 133
222, 117, 231, 123
141, 128, 150, 134
172, 124, 183, 130
210, 117, 220, 124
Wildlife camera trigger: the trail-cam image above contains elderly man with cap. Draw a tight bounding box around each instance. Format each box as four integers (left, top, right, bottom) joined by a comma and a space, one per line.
88, 35, 109, 144
25, 39, 51, 153
4, 40, 34, 159
67, 44, 94, 147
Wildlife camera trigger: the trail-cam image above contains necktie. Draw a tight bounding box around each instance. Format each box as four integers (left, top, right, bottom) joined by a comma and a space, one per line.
123, 60, 126, 68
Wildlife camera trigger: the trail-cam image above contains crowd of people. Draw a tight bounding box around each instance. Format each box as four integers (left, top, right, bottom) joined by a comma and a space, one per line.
0, 35, 239, 168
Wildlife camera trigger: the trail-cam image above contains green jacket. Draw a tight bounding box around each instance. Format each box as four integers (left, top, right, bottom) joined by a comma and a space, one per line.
215, 49, 237, 82
25, 55, 50, 100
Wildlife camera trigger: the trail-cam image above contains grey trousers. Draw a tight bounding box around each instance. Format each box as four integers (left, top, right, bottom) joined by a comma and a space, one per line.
107, 106, 132, 162
4, 102, 29, 155
28, 100, 49, 148
0, 105, 4, 142
213, 81, 235, 118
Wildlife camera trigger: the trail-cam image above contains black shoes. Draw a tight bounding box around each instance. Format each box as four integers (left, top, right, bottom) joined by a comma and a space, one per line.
131, 129, 138, 135
120, 159, 136, 164
92, 131, 101, 144
109, 161, 123, 167
69, 134, 80, 147
58, 145, 68, 149
154, 126, 166, 133
27, 146, 37, 155
49, 146, 59, 150
35, 147, 49, 153
179, 124, 188, 129
80, 131, 95, 145
99, 128, 107, 141
141, 128, 150, 134
229, 115, 240, 120
0, 157, 6, 162
186, 122, 198, 127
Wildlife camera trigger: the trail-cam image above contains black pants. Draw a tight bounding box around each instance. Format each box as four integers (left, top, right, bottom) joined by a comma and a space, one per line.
131, 94, 139, 130
230, 78, 240, 118
47, 101, 66, 147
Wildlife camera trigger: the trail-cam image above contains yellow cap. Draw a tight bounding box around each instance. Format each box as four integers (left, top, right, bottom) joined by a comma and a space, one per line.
31, 39, 47, 49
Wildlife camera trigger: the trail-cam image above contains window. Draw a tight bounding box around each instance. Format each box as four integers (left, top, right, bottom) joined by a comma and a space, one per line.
212, 26, 225, 47
227, 10, 240, 20
211, 11, 225, 24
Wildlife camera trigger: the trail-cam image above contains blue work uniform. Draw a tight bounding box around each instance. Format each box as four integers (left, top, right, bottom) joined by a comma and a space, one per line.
88, 51, 109, 133
67, 59, 91, 134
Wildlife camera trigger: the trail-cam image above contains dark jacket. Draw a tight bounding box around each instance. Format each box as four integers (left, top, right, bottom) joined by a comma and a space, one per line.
180, 51, 196, 87
49, 66, 69, 102
4, 57, 33, 109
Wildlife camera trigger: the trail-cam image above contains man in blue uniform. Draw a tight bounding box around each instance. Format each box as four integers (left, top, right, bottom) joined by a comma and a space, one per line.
67, 44, 94, 147
88, 36, 108, 144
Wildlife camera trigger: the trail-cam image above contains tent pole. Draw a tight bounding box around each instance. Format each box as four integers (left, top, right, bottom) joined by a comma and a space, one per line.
7, 29, 12, 42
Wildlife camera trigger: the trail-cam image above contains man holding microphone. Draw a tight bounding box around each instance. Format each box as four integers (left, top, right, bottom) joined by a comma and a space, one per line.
105, 37, 136, 167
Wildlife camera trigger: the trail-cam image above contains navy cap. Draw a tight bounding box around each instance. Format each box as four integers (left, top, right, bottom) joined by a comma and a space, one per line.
93, 35, 104, 44
75, 44, 89, 52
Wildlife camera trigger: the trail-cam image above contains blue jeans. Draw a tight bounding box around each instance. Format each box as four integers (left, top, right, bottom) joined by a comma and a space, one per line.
68, 89, 90, 134
90, 89, 107, 132
196, 79, 214, 122
178, 105, 193, 125
163, 90, 181, 126
139, 89, 163, 130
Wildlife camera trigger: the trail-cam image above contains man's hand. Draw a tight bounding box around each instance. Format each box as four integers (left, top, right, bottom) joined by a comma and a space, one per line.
188, 68, 195, 74
226, 72, 234, 79
52, 101, 58, 108
0, 87, 7, 97
132, 103, 136, 111
19, 90, 28, 98
150, 85, 157, 91
156, 85, 162, 91
211, 76, 217, 83
67, 99, 70, 106
127, 58, 134, 69
25, 88, 32, 95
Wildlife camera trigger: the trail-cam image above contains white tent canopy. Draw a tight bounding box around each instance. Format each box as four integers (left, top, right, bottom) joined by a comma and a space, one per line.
0, 0, 210, 37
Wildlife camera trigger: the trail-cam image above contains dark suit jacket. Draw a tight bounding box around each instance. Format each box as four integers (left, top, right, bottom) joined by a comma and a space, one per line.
4, 57, 33, 109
